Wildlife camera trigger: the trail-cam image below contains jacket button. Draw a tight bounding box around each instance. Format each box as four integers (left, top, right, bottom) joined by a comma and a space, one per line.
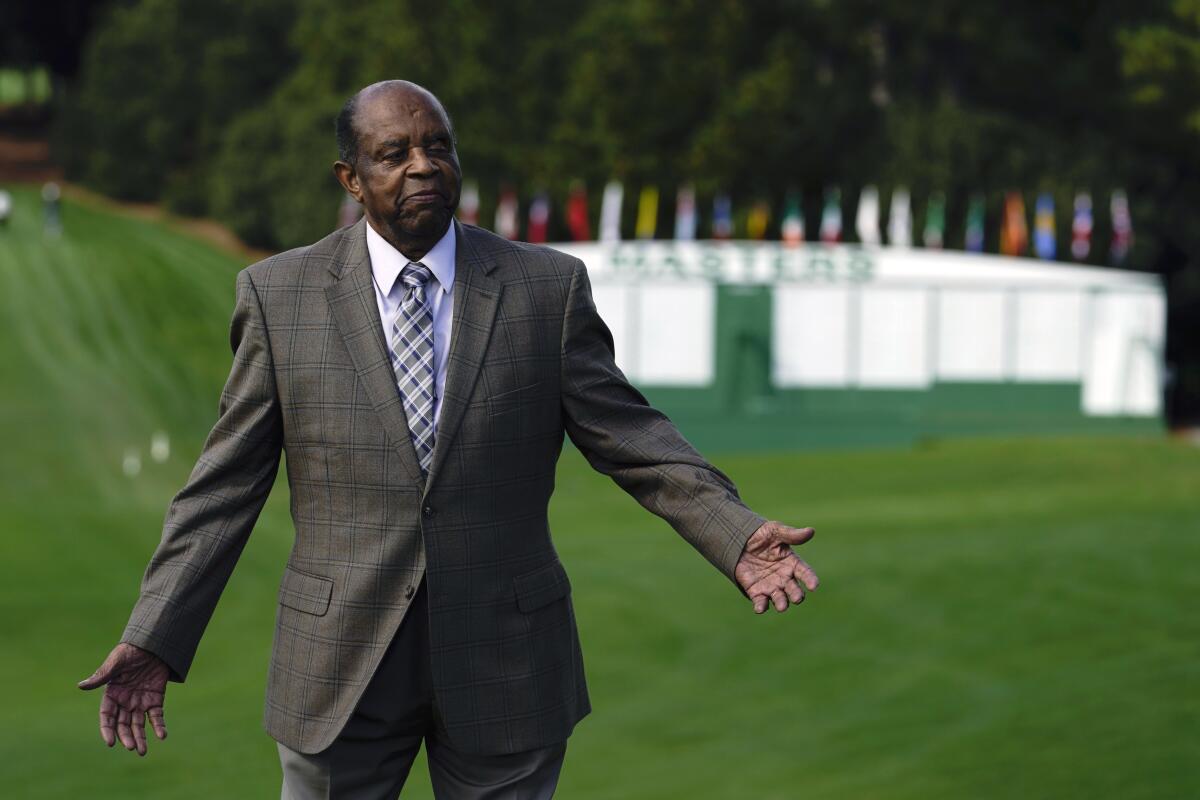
404, 585, 415, 599
422, 504, 435, 518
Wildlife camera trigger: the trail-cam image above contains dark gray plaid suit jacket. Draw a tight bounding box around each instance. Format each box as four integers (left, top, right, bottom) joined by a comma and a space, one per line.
119, 217, 768, 756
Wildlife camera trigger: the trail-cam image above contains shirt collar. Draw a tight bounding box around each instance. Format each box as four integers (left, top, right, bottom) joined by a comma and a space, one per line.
365, 220, 457, 299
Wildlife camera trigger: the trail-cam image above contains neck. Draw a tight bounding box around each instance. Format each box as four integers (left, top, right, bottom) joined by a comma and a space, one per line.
368, 216, 451, 262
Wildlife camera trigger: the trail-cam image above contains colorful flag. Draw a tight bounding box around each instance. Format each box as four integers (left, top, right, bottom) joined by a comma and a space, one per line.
599, 180, 623, 242
747, 198, 770, 240
457, 180, 480, 225
965, 193, 986, 252
855, 185, 881, 245
527, 191, 550, 243
1071, 191, 1093, 261
494, 186, 519, 240
712, 194, 733, 239
1110, 189, 1133, 265
781, 189, 804, 246
635, 186, 659, 240
887, 186, 912, 247
567, 180, 590, 241
922, 191, 946, 249
1034, 192, 1056, 260
819, 187, 842, 243
674, 184, 697, 241
1000, 191, 1028, 256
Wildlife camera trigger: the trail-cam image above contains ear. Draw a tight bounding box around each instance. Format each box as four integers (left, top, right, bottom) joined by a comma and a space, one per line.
333, 161, 362, 202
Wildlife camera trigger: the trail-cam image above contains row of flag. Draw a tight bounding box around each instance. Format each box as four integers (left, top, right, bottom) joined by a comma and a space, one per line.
453, 182, 1135, 265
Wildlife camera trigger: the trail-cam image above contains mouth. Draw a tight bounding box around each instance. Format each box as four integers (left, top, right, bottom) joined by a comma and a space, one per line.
403, 190, 444, 206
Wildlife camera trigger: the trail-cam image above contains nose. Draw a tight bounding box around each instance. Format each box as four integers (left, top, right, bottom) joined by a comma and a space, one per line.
407, 146, 438, 177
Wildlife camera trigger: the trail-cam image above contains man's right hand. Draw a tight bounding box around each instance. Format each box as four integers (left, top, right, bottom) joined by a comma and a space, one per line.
78, 642, 170, 756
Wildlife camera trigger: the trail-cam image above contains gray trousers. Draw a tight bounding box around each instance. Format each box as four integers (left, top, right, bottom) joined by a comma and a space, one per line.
276, 579, 567, 799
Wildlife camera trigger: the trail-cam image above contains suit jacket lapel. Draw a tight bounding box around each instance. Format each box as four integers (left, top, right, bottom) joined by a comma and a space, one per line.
423, 220, 501, 495
325, 218, 502, 495
325, 217, 426, 486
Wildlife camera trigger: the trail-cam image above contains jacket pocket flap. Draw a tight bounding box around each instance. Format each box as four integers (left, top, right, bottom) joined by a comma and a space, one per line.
487, 380, 542, 416
513, 560, 571, 612
279, 566, 333, 616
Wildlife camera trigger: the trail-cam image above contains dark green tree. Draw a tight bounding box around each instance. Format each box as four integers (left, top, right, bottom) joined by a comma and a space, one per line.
56, 0, 297, 211
46, 0, 1200, 422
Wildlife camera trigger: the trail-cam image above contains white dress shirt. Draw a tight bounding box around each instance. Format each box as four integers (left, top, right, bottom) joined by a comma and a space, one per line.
366, 221, 456, 432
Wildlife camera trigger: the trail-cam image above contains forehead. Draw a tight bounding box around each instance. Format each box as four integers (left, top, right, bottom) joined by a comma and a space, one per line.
355, 89, 451, 147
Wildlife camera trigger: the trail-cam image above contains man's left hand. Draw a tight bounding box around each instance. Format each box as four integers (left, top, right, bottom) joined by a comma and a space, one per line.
734, 521, 820, 614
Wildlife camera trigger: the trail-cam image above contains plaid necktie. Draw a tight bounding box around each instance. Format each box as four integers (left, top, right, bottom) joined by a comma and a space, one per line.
389, 261, 437, 475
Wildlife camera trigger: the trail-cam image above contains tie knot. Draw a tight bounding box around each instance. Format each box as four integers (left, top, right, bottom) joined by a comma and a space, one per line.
401, 261, 433, 289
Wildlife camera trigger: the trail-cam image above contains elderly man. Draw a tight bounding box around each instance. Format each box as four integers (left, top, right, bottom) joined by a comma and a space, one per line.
79, 80, 819, 798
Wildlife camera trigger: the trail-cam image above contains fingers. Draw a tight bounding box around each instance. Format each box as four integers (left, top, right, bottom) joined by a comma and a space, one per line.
104, 694, 161, 755
770, 589, 789, 612
751, 586, 802, 614
747, 544, 820, 614
750, 565, 812, 614
116, 705, 136, 752
132, 707, 148, 756
99, 694, 117, 747
776, 526, 815, 546
792, 557, 820, 592
78, 663, 113, 691
148, 707, 168, 740
784, 579, 806, 606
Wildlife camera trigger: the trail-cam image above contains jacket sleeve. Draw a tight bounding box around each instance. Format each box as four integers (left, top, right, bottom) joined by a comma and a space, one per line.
120, 268, 284, 682
559, 257, 767, 588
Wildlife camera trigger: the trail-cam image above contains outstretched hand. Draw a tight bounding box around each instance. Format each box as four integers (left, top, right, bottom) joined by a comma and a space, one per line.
734, 521, 820, 614
78, 642, 170, 756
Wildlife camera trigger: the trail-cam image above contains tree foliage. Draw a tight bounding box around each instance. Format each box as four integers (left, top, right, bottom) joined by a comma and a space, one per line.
56, 0, 295, 209
46, 0, 1200, 420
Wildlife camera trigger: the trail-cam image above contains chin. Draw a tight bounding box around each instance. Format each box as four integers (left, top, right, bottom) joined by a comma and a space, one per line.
397, 210, 452, 239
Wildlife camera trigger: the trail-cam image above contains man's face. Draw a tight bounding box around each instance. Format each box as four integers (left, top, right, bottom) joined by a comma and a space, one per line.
345, 87, 462, 245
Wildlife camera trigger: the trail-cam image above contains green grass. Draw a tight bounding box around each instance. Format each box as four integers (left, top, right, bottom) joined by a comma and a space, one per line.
1, 187, 1197, 798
